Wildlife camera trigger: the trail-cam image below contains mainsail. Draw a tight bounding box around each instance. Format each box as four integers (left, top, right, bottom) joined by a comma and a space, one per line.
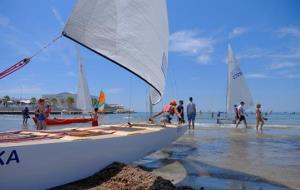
98, 90, 105, 113
63, 0, 169, 105
226, 44, 254, 112
76, 48, 92, 113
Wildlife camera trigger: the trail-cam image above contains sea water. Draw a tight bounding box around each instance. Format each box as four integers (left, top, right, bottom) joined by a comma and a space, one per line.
1, 112, 300, 189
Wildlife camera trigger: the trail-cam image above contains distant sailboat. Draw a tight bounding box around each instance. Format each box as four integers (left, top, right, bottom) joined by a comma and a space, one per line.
97, 90, 105, 113
1, 1, 186, 189
218, 44, 254, 124
226, 44, 254, 112
76, 48, 92, 113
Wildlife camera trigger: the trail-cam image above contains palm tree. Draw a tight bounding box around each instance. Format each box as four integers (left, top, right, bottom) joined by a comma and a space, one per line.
66, 96, 75, 109
30, 97, 36, 109
4, 95, 10, 107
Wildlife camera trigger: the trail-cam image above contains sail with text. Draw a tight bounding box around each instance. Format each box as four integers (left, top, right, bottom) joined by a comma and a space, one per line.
226, 44, 254, 112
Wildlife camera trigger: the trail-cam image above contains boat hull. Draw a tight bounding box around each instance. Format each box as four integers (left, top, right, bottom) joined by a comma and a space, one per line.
0, 124, 187, 190
32, 117, 92, 126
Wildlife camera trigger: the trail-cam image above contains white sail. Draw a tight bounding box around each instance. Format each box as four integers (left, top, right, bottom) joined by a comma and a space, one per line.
76, 48, 92, 113
63, 0, 169, 105
226, 44, 254, 112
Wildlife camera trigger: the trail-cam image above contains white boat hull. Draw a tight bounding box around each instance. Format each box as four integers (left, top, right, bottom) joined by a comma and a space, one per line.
0, 124, 186, 189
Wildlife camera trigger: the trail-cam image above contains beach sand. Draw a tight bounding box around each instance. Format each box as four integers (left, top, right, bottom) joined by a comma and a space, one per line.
51, 162, 194, 190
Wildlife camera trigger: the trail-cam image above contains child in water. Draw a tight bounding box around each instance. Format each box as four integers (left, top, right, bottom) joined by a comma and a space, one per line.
92, 108, 99, 127
256, 104, 264, 133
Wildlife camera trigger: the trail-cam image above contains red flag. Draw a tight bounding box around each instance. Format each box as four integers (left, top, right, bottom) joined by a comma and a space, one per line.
0, 58, 31, 79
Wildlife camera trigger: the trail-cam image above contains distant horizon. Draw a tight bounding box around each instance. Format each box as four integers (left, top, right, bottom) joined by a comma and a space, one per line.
1, 0, 299, 112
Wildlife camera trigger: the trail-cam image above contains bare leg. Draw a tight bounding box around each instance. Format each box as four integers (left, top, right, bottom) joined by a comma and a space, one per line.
256, 120, 259, 132
188, 121, 191, 129
192, 120, 195, 129
235, 120, 240, 128
244, 120, 248, 128
260, 120, 264, 132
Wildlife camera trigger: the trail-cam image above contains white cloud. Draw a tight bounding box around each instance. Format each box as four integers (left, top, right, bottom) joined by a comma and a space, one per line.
270, 62, 299, 70
228, 27, 248, 39
277, 26, 300, 39
245, 74, 269, 79
276, 70, 300, 79
196, 54, 210, 64
66, 71, 76, 77
169, 30, 214, 64
107, 88, 122, 94
51, 7, 64, 28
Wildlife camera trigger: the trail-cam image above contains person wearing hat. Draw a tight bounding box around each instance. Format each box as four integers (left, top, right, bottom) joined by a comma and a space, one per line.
187, 97, 196, 129
150, 100, 181, 125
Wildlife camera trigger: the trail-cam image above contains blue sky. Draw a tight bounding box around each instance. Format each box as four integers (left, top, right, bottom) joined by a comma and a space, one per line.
0, 0, 300, 112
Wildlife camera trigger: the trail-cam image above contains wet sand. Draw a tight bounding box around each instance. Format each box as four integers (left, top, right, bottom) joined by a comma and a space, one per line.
135, 126, 300, 190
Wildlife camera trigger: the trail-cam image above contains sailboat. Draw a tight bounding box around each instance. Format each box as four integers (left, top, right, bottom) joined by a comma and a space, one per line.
32, 48, 93, 126
217, 44, 254, 124
0, 1, 186, 189
76, 48, 93, 114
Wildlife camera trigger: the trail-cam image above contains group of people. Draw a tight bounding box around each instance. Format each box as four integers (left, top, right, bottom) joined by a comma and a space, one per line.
22, 99, 52, 130
150, 97, 197, 129
234, 101, 265, 132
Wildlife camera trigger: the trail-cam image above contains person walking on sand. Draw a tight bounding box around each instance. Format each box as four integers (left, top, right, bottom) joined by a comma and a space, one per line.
177, 100, 185, 124
150, 100, 181, 125
22, 106, 30, 125
256, 104, 264, 133
92, 108, 99, 127
187, 97, 196, 129
235, 101, 248, 128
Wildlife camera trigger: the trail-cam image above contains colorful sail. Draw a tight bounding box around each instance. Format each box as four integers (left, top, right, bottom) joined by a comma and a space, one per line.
226, 44, 254, 112
98, 90, 105, 113
63, 0, 169, 105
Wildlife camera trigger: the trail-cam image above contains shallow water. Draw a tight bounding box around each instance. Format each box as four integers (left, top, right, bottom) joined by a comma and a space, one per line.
1, 112, 300, 189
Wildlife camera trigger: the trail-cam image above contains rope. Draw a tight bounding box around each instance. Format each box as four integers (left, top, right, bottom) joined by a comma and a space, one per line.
127, 75, 133, 124
30, 34, 63, 59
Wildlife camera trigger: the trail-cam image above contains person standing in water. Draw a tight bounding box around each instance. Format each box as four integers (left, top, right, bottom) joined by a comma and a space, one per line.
256, 104, 264, 133
233, 104, 238, 124
22, 106, 30, 125
177, 100, 185, 124
235, 101, 248, 128
187, 97, 196, 129
92, 108, 99, 127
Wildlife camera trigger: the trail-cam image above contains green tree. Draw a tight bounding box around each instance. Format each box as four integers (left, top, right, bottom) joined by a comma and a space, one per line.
66, 96, 75, 109
30, 97, 36, 104
3, 95, 10, 107
92, 97, 98, 107
51, 98, 58, 108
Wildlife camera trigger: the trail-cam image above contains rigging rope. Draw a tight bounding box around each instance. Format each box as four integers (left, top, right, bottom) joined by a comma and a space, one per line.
0, 34, 62, 80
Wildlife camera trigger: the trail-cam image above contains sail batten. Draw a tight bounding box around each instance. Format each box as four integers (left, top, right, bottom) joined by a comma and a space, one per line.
63, 0, 169, 105
226, 44, 254, 112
